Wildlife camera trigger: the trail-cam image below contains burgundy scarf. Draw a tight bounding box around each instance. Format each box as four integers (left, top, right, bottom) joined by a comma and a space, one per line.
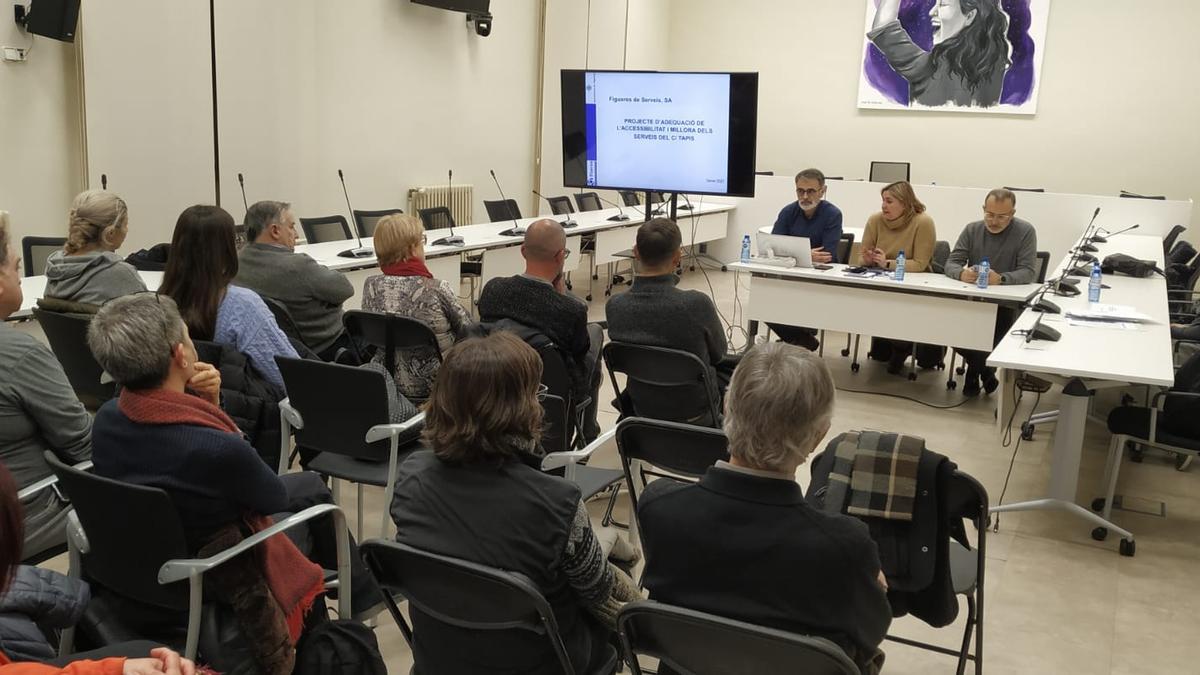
119, 388, 324, 644
382, 259, 433, 278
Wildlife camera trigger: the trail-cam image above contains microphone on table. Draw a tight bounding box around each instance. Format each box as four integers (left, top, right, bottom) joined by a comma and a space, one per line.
1024, 311, 1062, 343
336, 169, 374, 259
1090, 223, 1139, 244
100, 174, 107, 190
595, 193, 631, 221
532, 189, 578, 228
430, 169, 464, 246
237, 173, 249, 213
491, 169, 525, 237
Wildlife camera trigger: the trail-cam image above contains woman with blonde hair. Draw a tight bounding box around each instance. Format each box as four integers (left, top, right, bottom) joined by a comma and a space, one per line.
361, 213, 470, 399
44, 190, 146, 306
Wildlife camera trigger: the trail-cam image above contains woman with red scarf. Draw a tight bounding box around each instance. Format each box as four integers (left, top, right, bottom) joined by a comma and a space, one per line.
362, 214, 471, 400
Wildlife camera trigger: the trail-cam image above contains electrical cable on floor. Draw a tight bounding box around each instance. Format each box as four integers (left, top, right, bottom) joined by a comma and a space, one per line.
833, 384, 978, 410
992, 379, 1043, 532
677, 194, 749, 350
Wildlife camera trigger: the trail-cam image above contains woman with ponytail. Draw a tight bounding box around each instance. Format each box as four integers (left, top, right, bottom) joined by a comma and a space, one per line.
44, 191, 146, 306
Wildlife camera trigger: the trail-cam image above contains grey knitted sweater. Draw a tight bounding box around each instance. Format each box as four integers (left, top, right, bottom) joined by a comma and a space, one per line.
235, 243, 354, 353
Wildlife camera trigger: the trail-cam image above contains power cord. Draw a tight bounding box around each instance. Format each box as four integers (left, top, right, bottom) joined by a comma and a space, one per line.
992, 373, 1047, 532
834, 384, 978, 410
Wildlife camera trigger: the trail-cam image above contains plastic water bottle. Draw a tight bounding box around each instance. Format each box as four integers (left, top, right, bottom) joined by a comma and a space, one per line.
894, 250, 906, 281
741, 234, 751, 263
977, 257, 990, 289
1088, 261, 1102, 303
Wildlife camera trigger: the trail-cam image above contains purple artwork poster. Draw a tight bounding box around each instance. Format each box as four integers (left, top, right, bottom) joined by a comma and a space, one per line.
857, 0, 1050, 114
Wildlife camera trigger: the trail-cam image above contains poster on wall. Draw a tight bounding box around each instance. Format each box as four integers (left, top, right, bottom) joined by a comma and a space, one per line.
857, 0, 1050, 115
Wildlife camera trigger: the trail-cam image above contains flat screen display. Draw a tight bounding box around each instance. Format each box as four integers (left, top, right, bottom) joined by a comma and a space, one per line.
561, 70, 758, 197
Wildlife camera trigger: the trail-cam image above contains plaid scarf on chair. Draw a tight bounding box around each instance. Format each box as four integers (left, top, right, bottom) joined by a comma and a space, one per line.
822, 430, 924, 521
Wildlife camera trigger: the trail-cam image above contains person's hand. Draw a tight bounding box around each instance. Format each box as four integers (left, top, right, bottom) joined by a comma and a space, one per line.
862, 248, 886, 267
877, 570, 889, 591
812, 247, 833, 264
989, 269, 1003, 285
188, 361, 222, 407
960, 268, 979, 283
552, 272, 566, 294
124, 647, 197, 675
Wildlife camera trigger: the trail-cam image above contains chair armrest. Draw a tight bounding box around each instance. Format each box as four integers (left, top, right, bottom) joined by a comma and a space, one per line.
1151, 390, 1200, 409
66, 509, 89, 556
279, 398, 304, 430
365, 412, 426, 444
18, 460, 93, 501
541, 427, 617, 477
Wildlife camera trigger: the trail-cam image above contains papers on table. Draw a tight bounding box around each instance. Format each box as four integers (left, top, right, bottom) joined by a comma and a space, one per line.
1064, 303, 1154, 324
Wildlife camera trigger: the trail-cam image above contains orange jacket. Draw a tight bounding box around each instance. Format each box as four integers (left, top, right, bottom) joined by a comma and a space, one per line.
0, 652, 124, 675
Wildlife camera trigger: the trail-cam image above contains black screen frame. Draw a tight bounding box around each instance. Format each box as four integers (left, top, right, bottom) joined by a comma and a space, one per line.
560, 70, 758, 198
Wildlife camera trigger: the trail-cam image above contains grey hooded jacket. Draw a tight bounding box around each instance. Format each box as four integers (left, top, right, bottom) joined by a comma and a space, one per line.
43, 250, 146, 306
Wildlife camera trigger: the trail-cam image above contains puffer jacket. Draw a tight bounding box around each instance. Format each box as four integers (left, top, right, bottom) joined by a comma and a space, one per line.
193, 340, 284, 471
0, 566, 90, 662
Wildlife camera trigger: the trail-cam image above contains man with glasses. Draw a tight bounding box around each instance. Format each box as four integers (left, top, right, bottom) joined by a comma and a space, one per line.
478, 219, 605, 440
767, 168, 844, 350
944, 188, 1038, 395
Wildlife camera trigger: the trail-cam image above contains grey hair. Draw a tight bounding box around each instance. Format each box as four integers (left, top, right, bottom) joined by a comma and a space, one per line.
795, 168, 826, 186
243, 200, 291, 242
723, 342, 836, 472
985, 188, 1016, 208
88, 293, 186, 390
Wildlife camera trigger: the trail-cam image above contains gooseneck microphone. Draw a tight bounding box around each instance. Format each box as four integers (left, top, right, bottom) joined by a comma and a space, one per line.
336, 169, 374, 259
431, 169, 464, 246
100, 174, 107, 190
595, 193, 630, 221
237, 173, 249, 213
491, 169, 525, 237
532, 190, 578, 228
1091, 223, 1139, 244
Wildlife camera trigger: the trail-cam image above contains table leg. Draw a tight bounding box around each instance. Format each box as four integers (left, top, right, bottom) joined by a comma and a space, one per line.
746, 320, 760, 353
990, 378, 1135, 552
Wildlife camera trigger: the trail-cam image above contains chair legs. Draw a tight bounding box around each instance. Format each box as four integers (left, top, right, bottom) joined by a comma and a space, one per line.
956, 594, 978, 675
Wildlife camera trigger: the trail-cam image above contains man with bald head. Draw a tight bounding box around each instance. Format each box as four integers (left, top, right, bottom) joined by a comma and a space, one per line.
478, 219, 604, 440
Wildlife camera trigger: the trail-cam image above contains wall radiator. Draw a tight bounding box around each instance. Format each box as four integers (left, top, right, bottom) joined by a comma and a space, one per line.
407, 184, 473, 226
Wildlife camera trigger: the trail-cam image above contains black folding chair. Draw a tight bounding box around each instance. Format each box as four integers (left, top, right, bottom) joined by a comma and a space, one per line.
618, 600, 861, 675
418, 206, 455, 231
483, 199, 522, 223
32, 308, 115, 411
574, 192, 603, 212
1162, 224, 1187, 255
299, 215, 352, 243
353, 208, 404, 238
604, 342, 721, 428
548, 196, 576, 216
258, 294, 322, 360
22, 236, 66, 277
884, 470, 987, 675
360, 539, 620, 675
44, 452, 351, 663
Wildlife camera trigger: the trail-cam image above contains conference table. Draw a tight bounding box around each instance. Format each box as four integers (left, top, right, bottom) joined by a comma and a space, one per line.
988, 233, 1173, 555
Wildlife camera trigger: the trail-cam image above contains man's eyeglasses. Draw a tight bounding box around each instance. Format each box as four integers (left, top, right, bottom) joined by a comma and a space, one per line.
796, 188, 823, 198
536, 383, 549, 401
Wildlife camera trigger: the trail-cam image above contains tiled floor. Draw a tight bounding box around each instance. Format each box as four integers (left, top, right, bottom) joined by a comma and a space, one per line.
47, 262, 1200, 673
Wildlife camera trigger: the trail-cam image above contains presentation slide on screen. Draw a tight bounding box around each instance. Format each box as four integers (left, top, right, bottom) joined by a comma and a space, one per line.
585, 71, 730, 193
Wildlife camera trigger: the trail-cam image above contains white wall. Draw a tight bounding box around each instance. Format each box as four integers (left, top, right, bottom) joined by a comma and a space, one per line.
658, 0, 1200, 215
0, 22, 82, 260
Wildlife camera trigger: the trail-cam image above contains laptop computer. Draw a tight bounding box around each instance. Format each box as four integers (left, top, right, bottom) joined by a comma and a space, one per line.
755, 232, 814, 268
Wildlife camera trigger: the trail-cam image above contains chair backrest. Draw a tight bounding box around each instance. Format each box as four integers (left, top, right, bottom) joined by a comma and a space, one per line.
603, 342, 720, 427
1002, 186, 1045, 193
618, 190, 641, 207
418, 206, 455, 231
618, 600, 861, 675
574, 192, 602, 213
1163, 224, 1187, 255
1168, 240, 1196, 267
31, 308, 116, 410
835, 233, 856, 264
615, 417, 728, 523
869, 161, 910, 184
21, 236, 66, 277
1035, 250, 1051, 283
546, 196, 575, 216
44, 452, 191, 611
343, 309, 442, 379
299, 215, 352, 244
353, 208, 403, 238
259, 294, 303, 342
275, 356, 392, 461
930, 240, 951, 274
483, 199, 522, 223
360, 539, 578, 675
754, 170, 775, 176
1120, 190, 1166, 200
537, 339, 577, 455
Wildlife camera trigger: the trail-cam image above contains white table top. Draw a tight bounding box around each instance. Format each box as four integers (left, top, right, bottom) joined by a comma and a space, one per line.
12, 270, 165, 321
987, 233, 1174, 387
728, 260, 1040, 304
300, 202, 736, 271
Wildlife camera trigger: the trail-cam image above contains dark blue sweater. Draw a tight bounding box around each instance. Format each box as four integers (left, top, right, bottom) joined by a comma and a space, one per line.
771, 200, 844, 258
90, 399, 288, 538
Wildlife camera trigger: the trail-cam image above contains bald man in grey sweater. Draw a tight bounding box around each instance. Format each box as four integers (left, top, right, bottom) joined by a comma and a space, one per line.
944, 189, 1039, 395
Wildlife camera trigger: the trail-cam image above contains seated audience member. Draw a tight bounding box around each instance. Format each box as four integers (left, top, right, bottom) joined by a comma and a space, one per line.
235, 201, 357, 362
478, 219, 603, 441
44, 190, 146, 307
944, 188, 1038, 395
861, 180, 938, 374
638, 342, 891, 674
390, 332, 639, 675
606, 217, 737, 403
768, 168, 844, 350
361, 214, 470, 400
0, 463, 198, 674
86, 293, 381, 673
159, 205, 297, 392
0, 212, 92, 562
